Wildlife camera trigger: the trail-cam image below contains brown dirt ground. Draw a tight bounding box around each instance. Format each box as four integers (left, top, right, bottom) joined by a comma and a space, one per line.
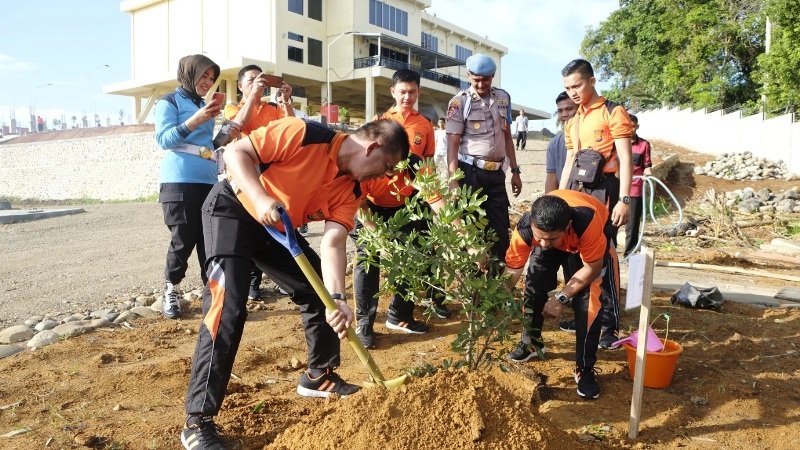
1, 141, 799, 449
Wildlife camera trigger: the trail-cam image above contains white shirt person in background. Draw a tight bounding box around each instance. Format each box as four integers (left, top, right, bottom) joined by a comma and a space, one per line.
515, 109, 529, 151
274, 91, 308, 119
434, 117, 447, 182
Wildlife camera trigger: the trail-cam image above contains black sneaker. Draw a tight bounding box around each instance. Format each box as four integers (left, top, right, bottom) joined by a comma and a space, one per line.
297, 368, 362, 398
163, 281, 181, 319
356, 326, 376, 349
575, 367, 601, 399
297, 224, 309, 236
432, 303, 452, 319
506, 341, 546, 362
423, 301, 452, 319
598, 329, 621, 350
559, 319, 576, 333
247, 288, 260, 301
181, 415, 228, 450
385, 316, 429, 334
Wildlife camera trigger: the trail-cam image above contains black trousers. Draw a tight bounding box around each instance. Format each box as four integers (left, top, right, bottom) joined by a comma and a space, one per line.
521, 239, 620, 369
458, 161, 510, 267
564, 174, 623, 340
624, 196, 644, 257
159, 182, 214, 286
349, 204, 442, 328
516, 131, 527, 150
185, 181, 339, 416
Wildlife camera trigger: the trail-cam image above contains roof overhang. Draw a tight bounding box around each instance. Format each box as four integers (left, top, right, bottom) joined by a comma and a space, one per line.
103, 57, 278, 98
511, 103, 550, 121
365, 34, 464, 70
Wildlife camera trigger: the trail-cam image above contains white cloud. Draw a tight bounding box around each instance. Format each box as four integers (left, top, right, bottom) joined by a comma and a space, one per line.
0, 54, 35, 74
426, 0, 617, 63
425, 0, 619, 126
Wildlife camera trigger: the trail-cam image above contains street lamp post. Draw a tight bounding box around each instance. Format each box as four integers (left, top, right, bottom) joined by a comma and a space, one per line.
326, 31, 354, 110
326, 31, 381, 115
32, 83, 53, 132
92, 64, 110, 127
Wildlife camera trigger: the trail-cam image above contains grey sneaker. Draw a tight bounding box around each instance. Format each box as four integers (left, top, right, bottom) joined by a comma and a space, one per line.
297, 368, 361, 398
163, 281, 181, 319
356, 326, 376, 349
506, 340, 547, 362
181, 415, 228, 450
385, 316, 429, 334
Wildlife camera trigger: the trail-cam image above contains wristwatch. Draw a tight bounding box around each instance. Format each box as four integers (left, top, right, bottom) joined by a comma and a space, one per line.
511, 166, 522, 174
331, 293, 347, 301
619, 196, 631, 204
553, 290, 571, 305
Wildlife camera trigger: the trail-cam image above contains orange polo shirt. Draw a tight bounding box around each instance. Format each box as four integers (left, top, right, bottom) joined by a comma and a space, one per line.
505, 190, 609, 269
564, 96, 633, 174
361, 106, 440, 207
229, 117, 360, 232
224, 101, 285, 136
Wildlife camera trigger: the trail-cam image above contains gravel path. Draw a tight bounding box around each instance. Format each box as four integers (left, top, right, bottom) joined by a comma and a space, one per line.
0, 141, 549, 329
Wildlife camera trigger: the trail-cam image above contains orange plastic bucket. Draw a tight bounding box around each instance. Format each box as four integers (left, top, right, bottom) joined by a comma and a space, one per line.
622, 338, 683, 388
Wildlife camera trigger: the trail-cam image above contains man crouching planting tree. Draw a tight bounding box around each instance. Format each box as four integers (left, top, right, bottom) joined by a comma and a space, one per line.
355, 158, 524, 370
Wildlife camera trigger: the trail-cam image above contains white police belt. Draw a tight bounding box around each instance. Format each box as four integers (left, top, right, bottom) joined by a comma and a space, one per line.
457, 154, 502, 171
172, 143, 218, 161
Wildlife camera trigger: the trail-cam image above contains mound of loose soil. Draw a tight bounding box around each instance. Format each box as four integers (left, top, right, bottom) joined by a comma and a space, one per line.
270, 369, 582, 450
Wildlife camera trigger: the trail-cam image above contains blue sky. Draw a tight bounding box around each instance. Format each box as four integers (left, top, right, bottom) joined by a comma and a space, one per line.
0, 0, 618, 132
0, 1, 131, 130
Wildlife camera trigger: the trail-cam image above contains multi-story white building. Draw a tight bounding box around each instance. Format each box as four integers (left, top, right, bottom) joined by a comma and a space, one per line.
107, 0, 548, 124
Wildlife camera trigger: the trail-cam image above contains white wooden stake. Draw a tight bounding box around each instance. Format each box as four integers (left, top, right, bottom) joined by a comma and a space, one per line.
628, 248, 655, 438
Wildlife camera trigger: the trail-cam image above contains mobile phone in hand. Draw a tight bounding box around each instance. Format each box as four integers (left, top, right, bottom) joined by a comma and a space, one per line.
264, 75, 283, 88
211, 92, 225, 106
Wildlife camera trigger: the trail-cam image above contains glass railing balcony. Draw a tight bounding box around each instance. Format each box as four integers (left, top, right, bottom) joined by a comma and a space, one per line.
353, 56, 465, 89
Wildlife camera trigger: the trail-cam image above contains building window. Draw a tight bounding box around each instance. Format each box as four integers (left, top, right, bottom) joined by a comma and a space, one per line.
308, 0, 322, 21
455, 45, 472, 62
421, 32, 438, 52
369, 43, 408, 64
288, 32, 304, 42
288, 46, 304, 63
308, 38, 322, 67
288, 0, 303, 15
369, 0, 408, 36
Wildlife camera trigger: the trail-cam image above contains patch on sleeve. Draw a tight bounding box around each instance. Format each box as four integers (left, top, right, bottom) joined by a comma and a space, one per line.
447, 98, 461, 119
413, 131, 423, 145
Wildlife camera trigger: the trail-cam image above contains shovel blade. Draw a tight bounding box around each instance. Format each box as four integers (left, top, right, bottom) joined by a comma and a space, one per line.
363, 374, 410, 391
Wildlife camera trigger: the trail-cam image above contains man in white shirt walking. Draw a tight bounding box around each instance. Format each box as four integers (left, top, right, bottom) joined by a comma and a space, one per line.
515, 109, 529, 151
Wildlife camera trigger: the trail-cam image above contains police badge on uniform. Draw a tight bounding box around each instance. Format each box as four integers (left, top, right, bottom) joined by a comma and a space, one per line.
447, 98, 461, 119
594, 129, 603, 142
414, 131, 423, 145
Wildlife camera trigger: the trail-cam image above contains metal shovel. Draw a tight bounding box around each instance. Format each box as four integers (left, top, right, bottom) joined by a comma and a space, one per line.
265, 207, 409, 390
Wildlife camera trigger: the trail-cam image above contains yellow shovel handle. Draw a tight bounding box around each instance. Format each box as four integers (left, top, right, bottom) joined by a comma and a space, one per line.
292, 252, 388, 386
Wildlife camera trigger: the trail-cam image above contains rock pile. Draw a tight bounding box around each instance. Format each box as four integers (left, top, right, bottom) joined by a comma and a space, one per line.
0, 290, 200, 358
725, 186, 800, 214
694, 151, 797, 181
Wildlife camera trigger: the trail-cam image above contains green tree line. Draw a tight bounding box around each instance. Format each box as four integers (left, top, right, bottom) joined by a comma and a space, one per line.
581, 0, 798, 115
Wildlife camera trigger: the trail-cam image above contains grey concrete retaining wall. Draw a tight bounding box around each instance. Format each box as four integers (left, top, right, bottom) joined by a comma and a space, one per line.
0, 133, 162, 201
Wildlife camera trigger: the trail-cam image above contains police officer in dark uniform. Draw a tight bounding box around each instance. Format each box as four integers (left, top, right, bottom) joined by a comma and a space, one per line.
445, 53, 522, 265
